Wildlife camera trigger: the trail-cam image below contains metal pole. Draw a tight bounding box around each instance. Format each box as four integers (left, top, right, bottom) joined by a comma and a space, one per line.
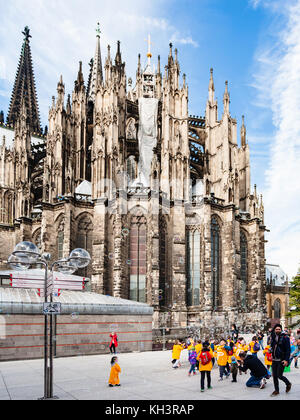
43, 262, 49, 399
49, 278, 54, 399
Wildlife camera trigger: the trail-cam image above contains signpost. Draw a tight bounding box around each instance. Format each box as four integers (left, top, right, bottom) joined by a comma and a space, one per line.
9, 269, 87, 399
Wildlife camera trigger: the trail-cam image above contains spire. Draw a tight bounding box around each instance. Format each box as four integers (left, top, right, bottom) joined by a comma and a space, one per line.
168, 42, 174, 67
66, 94, 71, 115
147, 34, 152, 66
86, 58, 94, 100
241, 115, 247, 147
88, 22, 103, 103
137, 53, 141, 76
208, 68, 215, 103
57, 75, 65, 106
115, 41, 121, 65
7, 26, 41, 133
223, 80, 230, 115
157, 55, 161, 74
75, 61, 85, 92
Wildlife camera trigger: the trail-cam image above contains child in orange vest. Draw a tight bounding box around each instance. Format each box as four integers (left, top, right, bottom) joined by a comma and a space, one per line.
197, 341, 214, 392
263, 344, 273, 371
109, 356, 121, 387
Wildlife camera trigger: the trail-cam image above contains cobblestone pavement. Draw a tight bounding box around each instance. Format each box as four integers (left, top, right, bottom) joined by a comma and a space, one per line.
0, 349, 299, 400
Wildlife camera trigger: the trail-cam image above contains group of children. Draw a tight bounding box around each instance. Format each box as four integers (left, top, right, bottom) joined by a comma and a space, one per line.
107, 331, 299, 389
171, 335, 275, 392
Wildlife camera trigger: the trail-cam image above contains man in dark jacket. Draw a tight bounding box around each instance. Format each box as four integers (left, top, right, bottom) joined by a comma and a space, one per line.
238, 352, 270, 389
270, 324, 292, 396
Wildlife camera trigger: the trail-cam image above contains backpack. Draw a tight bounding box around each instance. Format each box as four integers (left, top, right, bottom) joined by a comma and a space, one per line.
200, 351, 212, 365
227, 348, 234, 356
266, 351, 272, 362
253, 342, 260, 352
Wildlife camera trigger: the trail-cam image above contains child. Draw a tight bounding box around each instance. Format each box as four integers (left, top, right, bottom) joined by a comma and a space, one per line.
187, 336, 194, 354
230, 356, 238, 383
249, 336, 260, 357
263, 344, 272, 373
172, 340, 184, 368
195, 340, 202, 370
226, 338, 235, 374
188, 347, 198, 376
108, 356, 121, 387
289, 340, 300, 368
198, 341, 214, 392
216, 339, 231, 380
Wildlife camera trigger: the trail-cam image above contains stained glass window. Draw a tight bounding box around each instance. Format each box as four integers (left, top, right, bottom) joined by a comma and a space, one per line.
129, 216, 147, 303
240, 231, 248, 308
211, 217, 221, 309
159, 218, 169, 307
187, 229, 201, 306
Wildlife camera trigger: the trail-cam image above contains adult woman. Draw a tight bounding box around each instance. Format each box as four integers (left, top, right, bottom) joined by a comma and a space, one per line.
109, 332, 118, 354
257, 330, 265, 350
231, 324, 239, 343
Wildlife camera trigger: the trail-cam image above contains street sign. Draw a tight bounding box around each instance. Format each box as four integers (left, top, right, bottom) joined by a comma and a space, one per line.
38, 289, 61, 298
43, 303, 61, 315
10, 272, 86, 292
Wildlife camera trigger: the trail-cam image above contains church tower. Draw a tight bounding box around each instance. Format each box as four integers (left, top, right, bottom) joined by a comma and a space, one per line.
7, 27, 41, 134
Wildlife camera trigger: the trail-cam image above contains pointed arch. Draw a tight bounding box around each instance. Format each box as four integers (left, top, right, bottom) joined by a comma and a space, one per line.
159, 215, 170, 308
129, 213, 147, 303
75, 214, 93, 277
56, 214, 65, 260
32, 228, 42, 252
274, 298, 281, 319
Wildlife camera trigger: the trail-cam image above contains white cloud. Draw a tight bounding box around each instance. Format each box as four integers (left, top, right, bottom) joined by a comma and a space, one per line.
0, 0, 197, 124
252, 0, 300, 277
170, 32, 199, 48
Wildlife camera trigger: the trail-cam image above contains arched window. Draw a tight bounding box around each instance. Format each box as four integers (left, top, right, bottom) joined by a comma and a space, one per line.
3, 191, 13, 224
127, 156, 137, 184
57, 218, 65, 260
80, 121, 85, 179
187, 229, 201, 306
159, 217, 169, 307
274, 299, 281, 319
240, 231, 248, 308
211, 216, 221, 309
76, 215, 93, 277
33, 229, 42, 253
129, 215, 147, 303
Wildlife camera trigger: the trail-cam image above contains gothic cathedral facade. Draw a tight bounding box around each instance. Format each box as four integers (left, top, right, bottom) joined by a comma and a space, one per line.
0, 27, 267, 332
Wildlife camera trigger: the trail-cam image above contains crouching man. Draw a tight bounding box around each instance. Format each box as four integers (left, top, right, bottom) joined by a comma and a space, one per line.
238, 351, 270, 389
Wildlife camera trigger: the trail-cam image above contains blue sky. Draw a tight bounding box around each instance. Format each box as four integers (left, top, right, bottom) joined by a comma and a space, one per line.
0, 0, 300, 278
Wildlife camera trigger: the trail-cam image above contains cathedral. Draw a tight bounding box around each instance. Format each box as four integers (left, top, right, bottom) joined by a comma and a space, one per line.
0, 26, 268, 333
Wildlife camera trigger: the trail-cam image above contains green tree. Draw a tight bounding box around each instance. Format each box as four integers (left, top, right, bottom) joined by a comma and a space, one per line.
286, 267, 300, 328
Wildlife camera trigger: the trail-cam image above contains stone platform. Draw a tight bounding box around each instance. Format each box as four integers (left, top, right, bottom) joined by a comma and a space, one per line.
0, 348, 298, 400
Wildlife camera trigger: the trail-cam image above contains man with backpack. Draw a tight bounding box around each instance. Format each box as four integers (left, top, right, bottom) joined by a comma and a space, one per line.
197, 341, 214, 392
270, 324, 292, 397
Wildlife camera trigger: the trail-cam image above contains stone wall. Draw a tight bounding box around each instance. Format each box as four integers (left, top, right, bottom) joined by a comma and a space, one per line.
0, 313, 153, 362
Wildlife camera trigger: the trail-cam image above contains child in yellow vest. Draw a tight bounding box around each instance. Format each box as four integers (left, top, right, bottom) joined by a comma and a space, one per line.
216, 339, 231, 380
249, 336, 260, 358
172, 340, 184, 369
198, 341, 214, 392
108, 356, 121, 387
234, 339, 246, 375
